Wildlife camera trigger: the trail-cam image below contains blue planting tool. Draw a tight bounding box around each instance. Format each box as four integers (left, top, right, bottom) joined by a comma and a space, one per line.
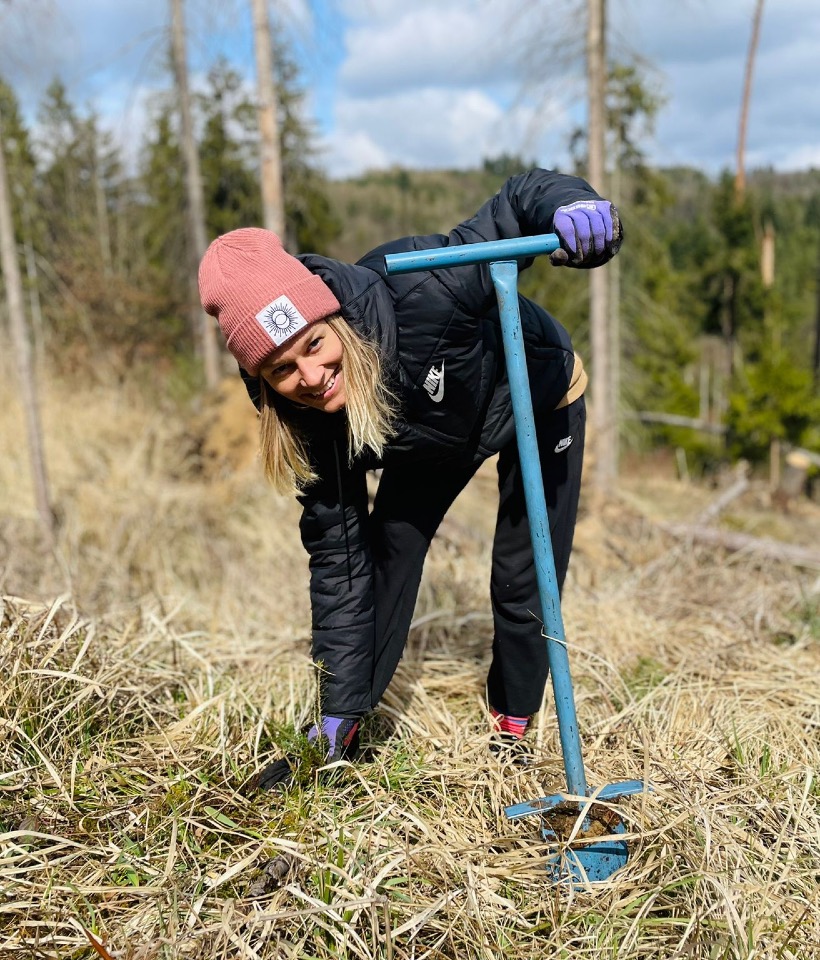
385, 234, 649, 884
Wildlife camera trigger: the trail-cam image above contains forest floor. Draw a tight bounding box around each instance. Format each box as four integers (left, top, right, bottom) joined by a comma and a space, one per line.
1, 371, 819, 960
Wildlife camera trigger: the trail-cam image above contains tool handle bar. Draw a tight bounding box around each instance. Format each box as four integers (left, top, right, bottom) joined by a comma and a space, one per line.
384, 233, 560, 275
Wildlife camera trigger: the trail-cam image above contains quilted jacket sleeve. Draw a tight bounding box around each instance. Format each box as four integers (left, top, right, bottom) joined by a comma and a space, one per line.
296, 443, 375, 718
453, 168, 606, 247
441, 168, 610, 316
367, 168, 609, 320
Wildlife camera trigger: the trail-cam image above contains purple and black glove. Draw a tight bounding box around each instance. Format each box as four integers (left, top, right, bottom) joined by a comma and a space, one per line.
550, 199, 622, 267
307, 716, 360, 761
254, 715, 360, 792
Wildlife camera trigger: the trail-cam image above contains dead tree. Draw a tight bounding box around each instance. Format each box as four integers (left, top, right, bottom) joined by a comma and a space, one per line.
0, 109, 55, 546
735, 0, 765, 201
170, 0, 220, 389
250, 0, 285, 237
813, 239, 820, 386
587, 0, 616, 490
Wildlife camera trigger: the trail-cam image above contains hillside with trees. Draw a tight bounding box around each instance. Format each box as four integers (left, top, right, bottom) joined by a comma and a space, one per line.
3, 48, 818, 477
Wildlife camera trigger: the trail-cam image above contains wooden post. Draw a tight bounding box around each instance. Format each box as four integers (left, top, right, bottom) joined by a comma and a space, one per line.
774, 450, 811, 510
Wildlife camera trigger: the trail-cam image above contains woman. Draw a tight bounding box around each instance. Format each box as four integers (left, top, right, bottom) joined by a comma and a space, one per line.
198, 168, 623, 789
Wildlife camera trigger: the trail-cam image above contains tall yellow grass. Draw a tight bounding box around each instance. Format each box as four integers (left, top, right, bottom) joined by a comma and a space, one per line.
1, 357, 819, 958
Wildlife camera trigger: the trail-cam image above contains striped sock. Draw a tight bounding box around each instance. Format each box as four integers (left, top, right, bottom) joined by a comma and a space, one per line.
490, 708, 530, 740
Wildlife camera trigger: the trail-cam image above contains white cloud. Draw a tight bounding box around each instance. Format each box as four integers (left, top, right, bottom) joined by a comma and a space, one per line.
339, 0, 445, 23
320, 0, 581, 176
322, 86, 569, 177
774, 144, 820, 172
623, 0, 820, 170
323, 129, 391, 179
339, 4, 522, 96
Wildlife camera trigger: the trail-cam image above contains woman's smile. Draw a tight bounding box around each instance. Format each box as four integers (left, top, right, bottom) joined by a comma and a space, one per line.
304, 366, 343, 404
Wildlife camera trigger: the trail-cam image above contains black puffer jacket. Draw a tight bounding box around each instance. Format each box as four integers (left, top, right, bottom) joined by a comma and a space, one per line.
243, 169, 609, 715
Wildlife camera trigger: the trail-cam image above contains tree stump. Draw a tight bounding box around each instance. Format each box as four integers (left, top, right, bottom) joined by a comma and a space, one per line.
772, 450, 811, 511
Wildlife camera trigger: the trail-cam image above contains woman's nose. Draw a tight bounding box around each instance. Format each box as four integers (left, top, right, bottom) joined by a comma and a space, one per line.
297, 360, 324, 387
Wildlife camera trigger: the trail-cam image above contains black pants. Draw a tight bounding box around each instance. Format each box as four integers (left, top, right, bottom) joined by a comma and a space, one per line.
366, 396, 585, 717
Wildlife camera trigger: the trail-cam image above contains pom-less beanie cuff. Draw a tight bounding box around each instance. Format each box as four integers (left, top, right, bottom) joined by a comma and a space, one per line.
198, 228, 341, 375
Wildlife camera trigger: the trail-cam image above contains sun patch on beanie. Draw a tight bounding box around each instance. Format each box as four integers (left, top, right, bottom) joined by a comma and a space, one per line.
254, 295, 309, 347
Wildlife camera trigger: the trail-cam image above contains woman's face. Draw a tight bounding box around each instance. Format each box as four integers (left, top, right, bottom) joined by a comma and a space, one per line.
260, 322, 347, 413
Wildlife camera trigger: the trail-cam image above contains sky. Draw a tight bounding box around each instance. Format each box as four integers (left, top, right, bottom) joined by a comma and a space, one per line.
1, 0, 818, 180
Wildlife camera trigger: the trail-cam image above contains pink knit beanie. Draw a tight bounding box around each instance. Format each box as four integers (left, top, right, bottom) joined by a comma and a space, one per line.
198, 228, 341, 375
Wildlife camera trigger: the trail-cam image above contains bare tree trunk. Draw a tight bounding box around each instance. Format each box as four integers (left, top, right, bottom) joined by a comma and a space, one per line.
92, 152, 113, 280
587, 0, 615, 490
609, 157, 621, 472
0, 112, 55, 547
21, 196, 44, 367
735, 0, 765, 201
813, 237, 820, 386
170, 0, 220, 389
250, 0, 285, 237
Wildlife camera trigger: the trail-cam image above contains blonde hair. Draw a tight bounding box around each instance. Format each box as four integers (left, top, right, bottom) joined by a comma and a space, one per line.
258, 315, 398, 494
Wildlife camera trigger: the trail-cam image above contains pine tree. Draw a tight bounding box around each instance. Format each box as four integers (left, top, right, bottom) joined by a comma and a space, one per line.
134, 105, 191, 359
0, 77, 37, 242
198, 60, 262, 237
274, 40, 340, 254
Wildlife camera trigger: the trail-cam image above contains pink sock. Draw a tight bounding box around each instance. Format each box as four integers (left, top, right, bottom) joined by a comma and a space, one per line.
490, 708, 529, 740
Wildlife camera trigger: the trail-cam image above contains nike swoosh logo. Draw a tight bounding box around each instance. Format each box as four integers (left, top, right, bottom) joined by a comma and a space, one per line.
554, 436, 573, 453
423, 362, 445, 403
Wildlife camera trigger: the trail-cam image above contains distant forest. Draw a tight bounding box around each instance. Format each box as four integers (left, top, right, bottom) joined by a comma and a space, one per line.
1, 58, 819, 472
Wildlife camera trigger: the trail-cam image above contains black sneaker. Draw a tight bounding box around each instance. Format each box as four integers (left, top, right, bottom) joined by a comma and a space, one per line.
489, 731, 534, 767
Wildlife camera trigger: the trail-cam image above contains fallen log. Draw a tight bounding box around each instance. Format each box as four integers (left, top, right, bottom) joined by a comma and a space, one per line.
629, 410, 726, 435
660, 522, 820, 570
694, 464, 750, 525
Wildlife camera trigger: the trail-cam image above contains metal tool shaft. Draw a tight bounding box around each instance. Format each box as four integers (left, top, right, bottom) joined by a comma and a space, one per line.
383, 234, 560, 274
489, 260, 587, 797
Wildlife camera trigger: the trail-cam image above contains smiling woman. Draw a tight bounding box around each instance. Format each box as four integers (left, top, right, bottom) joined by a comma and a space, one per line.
198, 168, 622, 793
257, 314, 398, 491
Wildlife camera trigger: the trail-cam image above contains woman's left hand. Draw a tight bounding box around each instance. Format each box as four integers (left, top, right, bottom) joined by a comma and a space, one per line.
550, 200, 622, 266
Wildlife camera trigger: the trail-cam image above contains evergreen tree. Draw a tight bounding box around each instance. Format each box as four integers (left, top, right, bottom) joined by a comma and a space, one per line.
198, 60, 262, 237
140, 106, 187, 275
133, 104, 191, 359
273, 38, 340, 254
727, 351, 820, 460
35, 80, 102, 356
0, 77, 37, 243
37, 79, 91, 243
702, 173, 765, 355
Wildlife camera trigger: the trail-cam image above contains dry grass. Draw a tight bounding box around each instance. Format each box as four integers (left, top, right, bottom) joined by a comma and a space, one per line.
1, 363, 819, 959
